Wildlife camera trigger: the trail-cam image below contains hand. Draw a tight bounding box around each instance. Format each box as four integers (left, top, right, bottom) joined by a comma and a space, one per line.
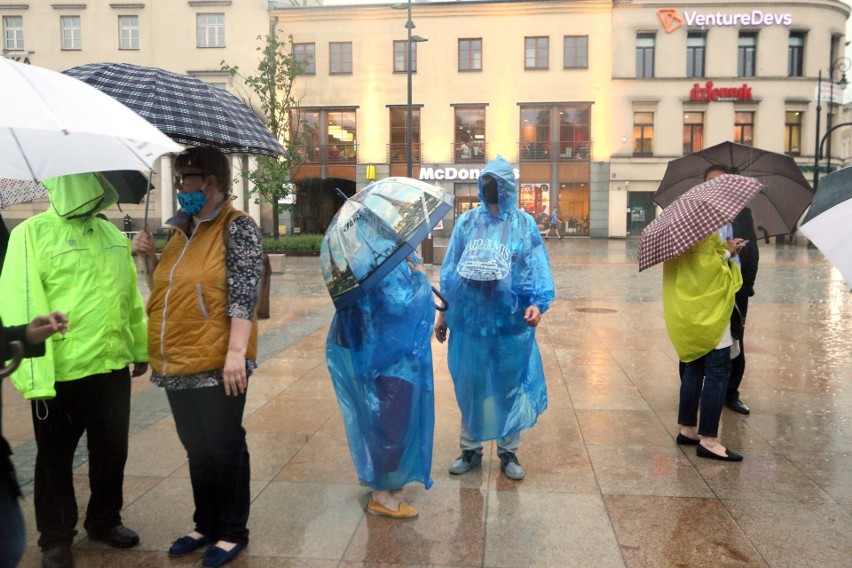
131, 362, 149, 377
524, 305, 542, 327
434, 312, 448, 343
132, 228, 156, 258
25, 311, 69, 344
726, 238, 745, 257
407, 257, 426, 276
222, 349, 247, 396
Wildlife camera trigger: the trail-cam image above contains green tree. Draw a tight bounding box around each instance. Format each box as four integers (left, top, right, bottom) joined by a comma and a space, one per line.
222, 32, 307, 239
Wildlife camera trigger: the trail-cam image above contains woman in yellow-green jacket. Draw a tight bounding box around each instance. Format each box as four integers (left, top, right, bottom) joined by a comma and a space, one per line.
663, 232, 745, 462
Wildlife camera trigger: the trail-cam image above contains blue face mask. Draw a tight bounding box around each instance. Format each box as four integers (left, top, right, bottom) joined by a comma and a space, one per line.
177, 190, 207, 216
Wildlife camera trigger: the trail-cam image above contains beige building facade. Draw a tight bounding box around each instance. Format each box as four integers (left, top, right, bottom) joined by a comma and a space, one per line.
3, 0, 850, 239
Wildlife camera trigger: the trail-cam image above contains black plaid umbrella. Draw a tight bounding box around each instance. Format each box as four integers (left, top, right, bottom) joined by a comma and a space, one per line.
64, 63, 284, 157
655, 141, 813, 238
639, 175, 764, 272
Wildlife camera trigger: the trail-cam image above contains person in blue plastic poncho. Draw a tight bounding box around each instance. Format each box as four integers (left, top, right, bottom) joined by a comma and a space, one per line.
326, 253, 435, 518
434, 155, 555, 480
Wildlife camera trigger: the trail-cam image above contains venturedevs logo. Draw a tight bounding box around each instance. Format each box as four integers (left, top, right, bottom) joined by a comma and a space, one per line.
657, 9, 684, 33
658, 8, 792, 32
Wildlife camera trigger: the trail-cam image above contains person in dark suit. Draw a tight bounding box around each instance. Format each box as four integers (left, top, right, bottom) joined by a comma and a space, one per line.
727, 207, 759, 414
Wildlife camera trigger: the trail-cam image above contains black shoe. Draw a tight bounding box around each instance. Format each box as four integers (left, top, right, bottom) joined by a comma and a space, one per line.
697, 444, 743, 462
676, 433, 700, 445
42, 546, 73, 568
87, 525, 140, 548
202, 543, 245, 567
169, 534, 209, 556
726, 399, 751, 415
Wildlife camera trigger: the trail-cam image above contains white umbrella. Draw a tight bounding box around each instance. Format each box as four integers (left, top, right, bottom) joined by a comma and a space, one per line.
0, 58, 181, 181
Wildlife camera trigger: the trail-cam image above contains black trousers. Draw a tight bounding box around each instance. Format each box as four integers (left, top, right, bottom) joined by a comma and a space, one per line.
166, 386, 250, 546
727, 294, 749, 403
31, 368, 131, 550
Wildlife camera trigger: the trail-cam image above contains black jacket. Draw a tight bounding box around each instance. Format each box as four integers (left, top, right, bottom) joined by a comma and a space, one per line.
1, 319, 45, 498
732, 207, 759, 297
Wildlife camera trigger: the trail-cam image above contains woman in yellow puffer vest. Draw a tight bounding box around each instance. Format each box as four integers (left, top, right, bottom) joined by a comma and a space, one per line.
133, 146, 261, 568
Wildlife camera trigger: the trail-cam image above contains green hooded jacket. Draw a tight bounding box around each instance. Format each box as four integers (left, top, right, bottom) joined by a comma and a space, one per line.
663, 233, 742, 363
0, 173, 147, 400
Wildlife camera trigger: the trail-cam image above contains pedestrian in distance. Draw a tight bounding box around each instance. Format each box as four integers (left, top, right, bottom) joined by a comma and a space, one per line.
434, 155, 555, 480
326, 251, 436, 518
133, 146, 262, 567
0, 311, 68, 568
545, 207, 562, 239
0, 173, 149, 568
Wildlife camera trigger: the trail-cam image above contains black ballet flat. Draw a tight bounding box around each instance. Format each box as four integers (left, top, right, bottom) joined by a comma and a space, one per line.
676, 433, 700, 446
697, 444, 743, 462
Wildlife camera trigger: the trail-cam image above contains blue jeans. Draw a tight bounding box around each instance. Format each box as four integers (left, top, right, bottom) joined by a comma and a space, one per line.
0, 471, 25, 568
678, 347, 731, 438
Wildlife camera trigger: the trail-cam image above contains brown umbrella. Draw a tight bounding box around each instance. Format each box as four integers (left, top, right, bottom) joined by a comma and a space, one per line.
654, 141, 813, 238
639, 174, 763, 272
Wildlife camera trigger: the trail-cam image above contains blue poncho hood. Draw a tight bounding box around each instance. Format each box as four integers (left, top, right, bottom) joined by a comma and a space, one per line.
478, 155, 517, 218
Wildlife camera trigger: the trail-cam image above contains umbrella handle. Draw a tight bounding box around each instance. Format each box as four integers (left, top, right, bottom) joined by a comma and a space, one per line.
0, 341, 23, 380
432, 286, 449, 312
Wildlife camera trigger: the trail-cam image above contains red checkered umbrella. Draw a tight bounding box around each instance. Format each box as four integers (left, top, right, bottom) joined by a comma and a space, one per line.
638, 174, 764, 272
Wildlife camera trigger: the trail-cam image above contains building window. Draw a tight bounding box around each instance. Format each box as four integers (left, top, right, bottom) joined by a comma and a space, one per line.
788, 32, 805, 77
633, 112, 654, 156
738, 32, 757, 77
563, 35, 588, 69
389, 107, 421, 163
330, 42, 353, 74
458, 38, 482, 72
393, 40, 416, 73
683, 112, 704, 154
636, 33, 655, 78
293, 43, 315, 75
524, 36, 548, 70
326, 110, 357, 162
454, 106, 486, 162
785, 111, 802, 156
118, 15, 139, 50
559, 106, 591, 159
734, 111, 754, 146
60, 16, 81, 50
686, 32, 705, 78
292, 110, 321, 163
3, 16, 24, 51
520, 106, 551, 160
196, 13, 224, 48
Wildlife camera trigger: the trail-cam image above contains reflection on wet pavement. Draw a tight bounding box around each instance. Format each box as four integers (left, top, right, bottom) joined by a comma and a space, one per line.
4, 239, 850, 567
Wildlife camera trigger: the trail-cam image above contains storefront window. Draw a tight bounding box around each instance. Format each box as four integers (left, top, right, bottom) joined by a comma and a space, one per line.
389, 107, 421, 163
734, 111, 754, 146
557, 182, 589, 236
683, 112, 704, 155
520, 107, 551, 160
558, 106, 590, 159
327, 110, 356, 162
454, 106, 486, 162
292, 110, 320, 163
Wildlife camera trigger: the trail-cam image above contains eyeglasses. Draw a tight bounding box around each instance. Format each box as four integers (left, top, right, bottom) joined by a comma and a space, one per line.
173, 173, 206, 185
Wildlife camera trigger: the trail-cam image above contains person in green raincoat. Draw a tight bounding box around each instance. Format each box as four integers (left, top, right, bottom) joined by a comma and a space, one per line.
0, 172, 147, 568
664, 231, 746, 462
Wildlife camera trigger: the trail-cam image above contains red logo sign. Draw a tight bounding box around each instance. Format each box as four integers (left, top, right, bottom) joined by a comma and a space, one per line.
690, 81, 753, 102
658, 9, 684, 33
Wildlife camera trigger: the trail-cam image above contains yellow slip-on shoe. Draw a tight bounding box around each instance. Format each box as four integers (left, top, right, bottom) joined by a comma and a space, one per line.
367, 497, 419, 518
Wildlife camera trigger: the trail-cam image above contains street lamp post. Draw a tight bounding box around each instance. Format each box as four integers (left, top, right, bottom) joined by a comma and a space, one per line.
395, 0, 430, 262
814, 57, 850, 193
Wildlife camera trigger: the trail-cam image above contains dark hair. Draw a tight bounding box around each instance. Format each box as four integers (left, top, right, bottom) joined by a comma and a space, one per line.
704, 164, 734, 179
174, 146, 231, 194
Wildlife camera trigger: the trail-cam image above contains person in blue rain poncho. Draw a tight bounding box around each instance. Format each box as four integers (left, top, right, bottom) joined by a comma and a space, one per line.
326, 251, 435, 518
434, 155, 555, 481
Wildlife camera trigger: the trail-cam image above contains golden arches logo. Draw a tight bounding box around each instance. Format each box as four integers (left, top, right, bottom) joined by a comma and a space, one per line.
658, 8, 683, 33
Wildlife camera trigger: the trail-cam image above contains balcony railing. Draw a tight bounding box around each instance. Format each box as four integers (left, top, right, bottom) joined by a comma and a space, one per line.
453, 141, 487, 163
519, 140, 592, 162
299, 142, 357, 165
387, 143, 423, 164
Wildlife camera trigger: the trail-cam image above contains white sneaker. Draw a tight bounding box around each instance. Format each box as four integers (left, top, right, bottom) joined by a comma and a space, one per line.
499, 452, 525, 480
448, 450, 482, 475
